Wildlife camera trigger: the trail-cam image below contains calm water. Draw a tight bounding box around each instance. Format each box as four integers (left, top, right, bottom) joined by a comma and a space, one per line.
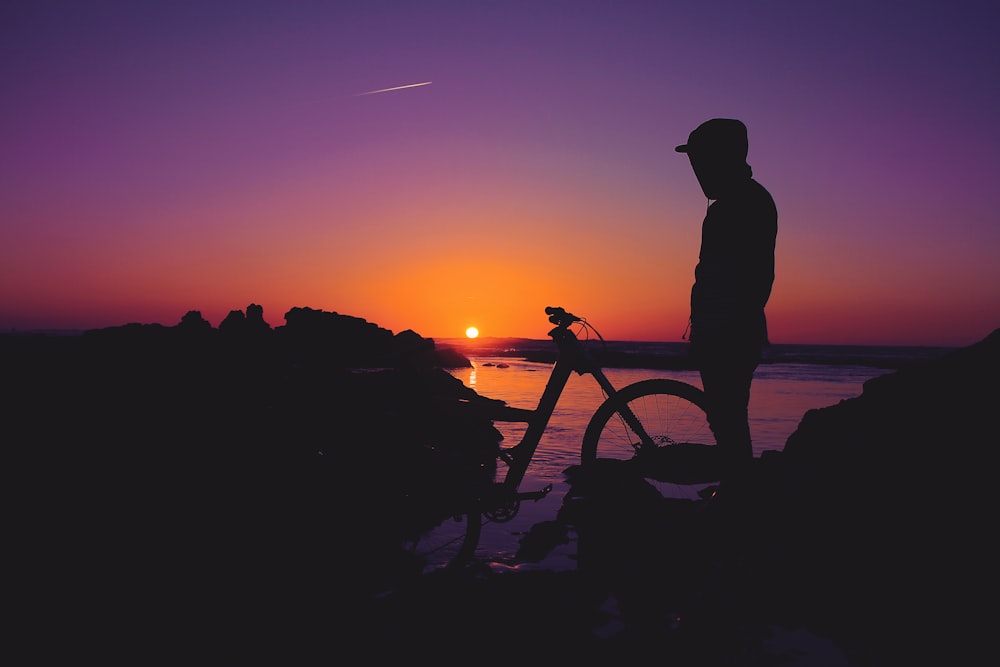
443, 352, 890, 572
451, 356, 885, 481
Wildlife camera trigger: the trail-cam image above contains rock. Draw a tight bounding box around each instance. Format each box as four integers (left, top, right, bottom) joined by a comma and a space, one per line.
732, 327, 1000, 664
8, 314, 996, 664
4, 303, 494, 656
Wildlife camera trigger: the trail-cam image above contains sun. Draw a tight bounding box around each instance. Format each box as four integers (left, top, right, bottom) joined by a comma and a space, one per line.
465, 326, 479, 339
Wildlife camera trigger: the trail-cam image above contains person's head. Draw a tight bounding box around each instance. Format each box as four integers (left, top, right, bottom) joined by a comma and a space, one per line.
676, 118, 751, 199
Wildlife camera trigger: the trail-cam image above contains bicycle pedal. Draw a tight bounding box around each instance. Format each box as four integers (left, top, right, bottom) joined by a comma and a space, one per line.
517, 483, 553, 502
698, 484, 720, 501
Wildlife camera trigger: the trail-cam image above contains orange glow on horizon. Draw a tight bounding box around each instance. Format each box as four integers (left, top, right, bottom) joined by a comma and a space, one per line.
3, 5, 999, 350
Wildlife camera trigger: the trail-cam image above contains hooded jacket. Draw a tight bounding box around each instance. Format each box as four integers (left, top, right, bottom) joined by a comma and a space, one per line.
689, 166, 777, 351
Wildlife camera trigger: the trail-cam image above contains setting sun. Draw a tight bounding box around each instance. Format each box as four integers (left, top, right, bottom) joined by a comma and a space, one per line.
465, 326, 479, 339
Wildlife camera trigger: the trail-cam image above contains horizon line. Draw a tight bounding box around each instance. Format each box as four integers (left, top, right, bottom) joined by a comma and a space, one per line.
0, 327, 964, 348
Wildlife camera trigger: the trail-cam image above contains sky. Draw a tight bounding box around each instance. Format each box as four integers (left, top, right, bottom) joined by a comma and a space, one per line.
2, 1, 999, 346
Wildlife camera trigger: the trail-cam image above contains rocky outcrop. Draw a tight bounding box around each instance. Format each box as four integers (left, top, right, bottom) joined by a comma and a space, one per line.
8, 314, 996, 664
219, 302, 271, 337
763, 328, 999, 663
73, 304, 470, 370
362, 328, 1000, 665
565, 327, 1000, 664
6, 304, 497, 658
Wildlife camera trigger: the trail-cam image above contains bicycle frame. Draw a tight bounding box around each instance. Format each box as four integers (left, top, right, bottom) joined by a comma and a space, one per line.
410, 306, 713, 572
489, 312, 654, 497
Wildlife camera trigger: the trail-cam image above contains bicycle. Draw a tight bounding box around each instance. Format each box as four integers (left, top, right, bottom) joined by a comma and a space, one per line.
407, 306, 719, 572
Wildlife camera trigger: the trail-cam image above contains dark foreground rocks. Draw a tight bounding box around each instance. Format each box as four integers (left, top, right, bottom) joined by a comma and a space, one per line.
358, 328, 999, 666
5, 306, 500, 660
5, 309, 997, 665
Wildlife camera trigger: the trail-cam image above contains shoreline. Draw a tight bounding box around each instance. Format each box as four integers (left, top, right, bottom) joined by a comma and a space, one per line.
438, 338, 954, 371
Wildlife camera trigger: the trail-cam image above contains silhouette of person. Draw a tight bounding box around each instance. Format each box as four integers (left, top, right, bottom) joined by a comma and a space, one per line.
676, 118, 777, 481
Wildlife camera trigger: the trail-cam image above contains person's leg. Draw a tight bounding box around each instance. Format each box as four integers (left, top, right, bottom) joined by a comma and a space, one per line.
698, 352, 758, 475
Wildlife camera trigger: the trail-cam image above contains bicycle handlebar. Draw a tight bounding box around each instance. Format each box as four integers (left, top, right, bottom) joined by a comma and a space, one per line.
545, 306, 581, 327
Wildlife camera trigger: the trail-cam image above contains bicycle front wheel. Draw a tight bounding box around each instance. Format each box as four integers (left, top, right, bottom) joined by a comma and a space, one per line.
581, 379, 718, 484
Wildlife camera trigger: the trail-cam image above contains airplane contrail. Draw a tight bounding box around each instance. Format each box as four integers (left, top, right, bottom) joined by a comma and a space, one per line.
355, 81, 432, 96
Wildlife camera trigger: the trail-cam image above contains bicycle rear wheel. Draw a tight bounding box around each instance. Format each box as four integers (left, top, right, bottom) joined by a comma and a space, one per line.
402, 505, 481, 574
581, 379, 718, 486
397, 445, 497, 574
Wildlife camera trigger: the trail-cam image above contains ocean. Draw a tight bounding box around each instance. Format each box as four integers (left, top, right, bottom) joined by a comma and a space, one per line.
433, 337, 952, 571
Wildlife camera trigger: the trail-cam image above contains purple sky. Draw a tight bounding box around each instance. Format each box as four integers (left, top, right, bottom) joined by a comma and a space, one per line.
2, 1, 999, 345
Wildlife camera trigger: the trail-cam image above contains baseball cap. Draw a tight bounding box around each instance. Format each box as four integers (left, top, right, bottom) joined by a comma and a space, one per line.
675, 118, 749, 159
